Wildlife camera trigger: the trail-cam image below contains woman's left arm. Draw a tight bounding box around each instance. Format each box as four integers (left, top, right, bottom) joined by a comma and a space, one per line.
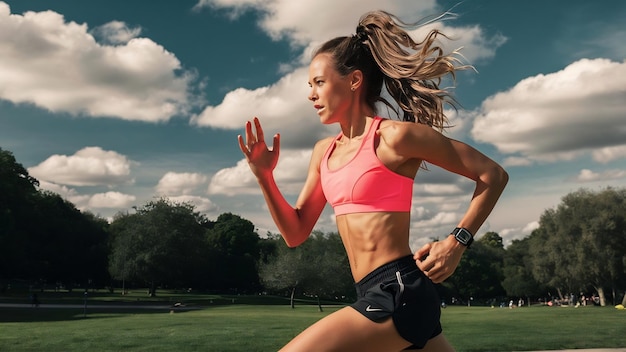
381, 122, 509, 283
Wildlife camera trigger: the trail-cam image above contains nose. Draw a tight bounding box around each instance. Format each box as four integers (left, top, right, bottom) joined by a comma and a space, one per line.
308, 88, 317, 102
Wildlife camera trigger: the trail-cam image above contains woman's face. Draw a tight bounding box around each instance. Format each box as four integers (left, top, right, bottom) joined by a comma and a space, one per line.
308, 53, 353, 124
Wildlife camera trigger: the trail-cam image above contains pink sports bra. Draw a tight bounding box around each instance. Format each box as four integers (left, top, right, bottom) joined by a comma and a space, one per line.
320, 117, 414, 216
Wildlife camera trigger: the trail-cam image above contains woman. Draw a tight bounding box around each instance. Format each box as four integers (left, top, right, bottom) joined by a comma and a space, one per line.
238, 10, 508, 351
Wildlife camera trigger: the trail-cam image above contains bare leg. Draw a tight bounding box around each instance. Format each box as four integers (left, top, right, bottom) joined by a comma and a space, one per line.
279, 306, 412, 352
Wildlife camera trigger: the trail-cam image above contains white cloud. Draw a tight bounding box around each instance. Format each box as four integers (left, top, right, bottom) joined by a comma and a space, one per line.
37, 180, 87, 203
36, 180, 136, 212
192, 67, 332, 149
0, 3, 197, 121
156, 172, 208, 196
574, 168, 626, 182
195, 0, 439, 46
592, 145, 626, 163
472, 58, 626, 162
499, 221, 539, 246
88, 191, 137, 208
165, 195, 219, 213
208, 159, 260, 196
209, 149, 311, 196
91, 20, 141, 44
191, 0, 505, 150
28, 147, 134, 187
502, 156, 533, 167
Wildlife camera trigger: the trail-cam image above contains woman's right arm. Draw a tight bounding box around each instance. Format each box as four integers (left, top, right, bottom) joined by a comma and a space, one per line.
238, 117, 329, 247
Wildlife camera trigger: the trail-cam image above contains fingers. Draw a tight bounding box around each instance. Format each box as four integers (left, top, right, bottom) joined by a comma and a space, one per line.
272, 133, 280, 154
237, 134, 247, 155
414, 243, 431, 261
239, 117, 278, 157
254, 117, 265, 143
239, 118, 262, 154
244, 120, 256, 146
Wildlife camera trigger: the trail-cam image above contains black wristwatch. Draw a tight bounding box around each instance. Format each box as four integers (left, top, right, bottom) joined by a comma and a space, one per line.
451, 227, 474, 248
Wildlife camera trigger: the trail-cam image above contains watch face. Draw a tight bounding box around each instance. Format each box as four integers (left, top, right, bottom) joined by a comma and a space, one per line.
454, 228, 473, 246
457, 230, 471, 242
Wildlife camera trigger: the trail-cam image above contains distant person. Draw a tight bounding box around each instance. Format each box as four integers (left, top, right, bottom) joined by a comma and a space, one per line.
238, 9, 508, 351
30, 293, 40, 308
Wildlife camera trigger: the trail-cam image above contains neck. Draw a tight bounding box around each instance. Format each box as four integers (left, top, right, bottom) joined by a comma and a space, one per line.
339, 117, 369, 144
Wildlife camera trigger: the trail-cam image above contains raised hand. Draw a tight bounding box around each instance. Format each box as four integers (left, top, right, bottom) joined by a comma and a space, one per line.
237, 117, 281, 178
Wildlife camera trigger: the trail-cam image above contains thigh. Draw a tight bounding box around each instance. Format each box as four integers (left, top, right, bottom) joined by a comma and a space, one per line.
279, 306, 412, 352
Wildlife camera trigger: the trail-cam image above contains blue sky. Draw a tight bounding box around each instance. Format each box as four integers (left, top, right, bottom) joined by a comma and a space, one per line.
1, 0, 625, 248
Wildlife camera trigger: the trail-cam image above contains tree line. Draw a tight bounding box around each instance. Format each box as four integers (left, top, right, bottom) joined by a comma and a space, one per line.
1, 147, 625, 306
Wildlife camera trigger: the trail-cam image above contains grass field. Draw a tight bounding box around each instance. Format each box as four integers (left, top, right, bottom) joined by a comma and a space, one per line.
1, 291, 624, 351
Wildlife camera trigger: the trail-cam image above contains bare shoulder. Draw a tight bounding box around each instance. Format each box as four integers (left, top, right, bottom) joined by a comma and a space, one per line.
309, 136, 335, 164
378, 119, 440, 148
313, 136, 335, 153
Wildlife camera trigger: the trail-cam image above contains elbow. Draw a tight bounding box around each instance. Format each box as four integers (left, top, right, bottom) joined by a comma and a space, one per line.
479, 164, 508, 192
282, 232, 309, 248
493, 164, 509, 191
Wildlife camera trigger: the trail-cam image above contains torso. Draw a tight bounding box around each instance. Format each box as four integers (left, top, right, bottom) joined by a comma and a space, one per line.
320, 117, 422, 281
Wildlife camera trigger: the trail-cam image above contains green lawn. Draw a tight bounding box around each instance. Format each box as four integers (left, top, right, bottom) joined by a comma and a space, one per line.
0, 292, 624, 351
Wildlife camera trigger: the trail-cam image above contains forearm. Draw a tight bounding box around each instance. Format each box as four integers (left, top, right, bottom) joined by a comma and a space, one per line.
457, 164, 509, 235
256, 174, 311, 247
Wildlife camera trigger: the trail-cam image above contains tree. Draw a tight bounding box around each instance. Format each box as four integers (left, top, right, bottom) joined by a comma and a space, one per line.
205, 212, 261, 293
444, 232, 506, 304
529, 187, 626, 306
501, 237, 545, 302
26, 191, 110, 288
0, 148, 39, 283
108, 199, 209, 295
0, 147, 109, 289
259, 231, 352, 309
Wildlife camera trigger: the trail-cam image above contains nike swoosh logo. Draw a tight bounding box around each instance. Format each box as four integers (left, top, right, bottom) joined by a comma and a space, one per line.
365, 305, 383, 312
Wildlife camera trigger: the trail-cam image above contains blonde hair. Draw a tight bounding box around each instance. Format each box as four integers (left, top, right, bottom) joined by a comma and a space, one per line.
313, 10, 471, 130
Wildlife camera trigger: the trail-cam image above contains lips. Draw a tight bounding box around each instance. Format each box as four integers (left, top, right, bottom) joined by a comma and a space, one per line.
314, 105, 324, 114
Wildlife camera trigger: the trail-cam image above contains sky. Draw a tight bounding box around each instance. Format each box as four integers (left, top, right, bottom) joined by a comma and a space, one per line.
1, 0, 625, 249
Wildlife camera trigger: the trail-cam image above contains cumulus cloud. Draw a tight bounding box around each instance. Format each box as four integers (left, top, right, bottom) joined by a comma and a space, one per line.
195, 0, 438, 46
0, 2, 198, 121
37, 180, 88, 204
192, 67, 333, 149
499, 221, 539, 246
472, 58, 626, 163
156, 172, 209, 196
411, 211, 460, 234
209, 149, 311, 196
574, 169, 626, 182
37, 180, 136, 211
154, 173, 217, 213
91, 20, 142, 44
88, 191, 137, 208
191, 0, 505, 150
592, 145, 626, 164
208, 159, 260, 196
165, 195, 218, 213
28, 147, 134, 187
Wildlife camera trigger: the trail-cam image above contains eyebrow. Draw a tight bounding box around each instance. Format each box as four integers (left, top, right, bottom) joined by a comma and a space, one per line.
308, 75, 323, 84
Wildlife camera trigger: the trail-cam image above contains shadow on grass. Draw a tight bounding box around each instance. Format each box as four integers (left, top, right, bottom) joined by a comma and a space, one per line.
0, 306, 198, 323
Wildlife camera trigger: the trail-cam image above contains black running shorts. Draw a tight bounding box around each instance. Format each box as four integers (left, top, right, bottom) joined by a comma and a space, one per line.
351, 255, 442, 349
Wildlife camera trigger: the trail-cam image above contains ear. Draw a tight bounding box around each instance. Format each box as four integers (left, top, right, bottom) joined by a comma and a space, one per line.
350, 70, 363, 91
